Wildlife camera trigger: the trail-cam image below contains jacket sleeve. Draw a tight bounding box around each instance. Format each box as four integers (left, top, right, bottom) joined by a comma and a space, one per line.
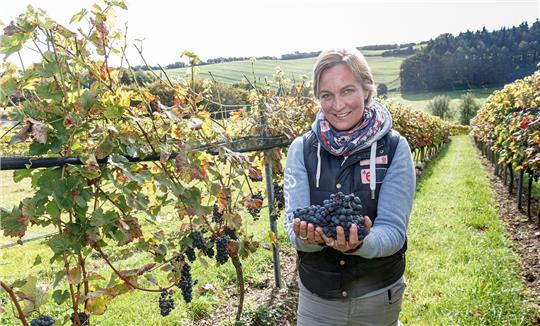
284, 136, 325, 253
349, 136, 416, 258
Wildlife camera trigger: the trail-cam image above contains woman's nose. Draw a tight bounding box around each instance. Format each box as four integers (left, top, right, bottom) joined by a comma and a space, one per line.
333, 96, 345, 110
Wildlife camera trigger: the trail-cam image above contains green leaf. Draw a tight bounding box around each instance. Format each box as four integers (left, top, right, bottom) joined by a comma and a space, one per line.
70, 8, 88, 24
90, 208, 117, 227
47, 234, 72, 255
0, 34, 24, 58
80, 90, 97, 112
45, 200, 61, 219
0, 207, 28, 238
29, 142, 49, 155
52, 289, 70, 305
20, 276, 38, 299
53, 270, 66, 288
75, 195, 87, 208
13, 169, 32, 183
33, 255, 42, 266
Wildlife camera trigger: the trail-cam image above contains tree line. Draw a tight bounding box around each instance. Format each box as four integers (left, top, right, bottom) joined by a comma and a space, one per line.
400, 21, 540, 92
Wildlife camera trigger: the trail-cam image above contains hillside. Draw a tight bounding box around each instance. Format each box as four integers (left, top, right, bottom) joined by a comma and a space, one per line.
163, 50, 406, 90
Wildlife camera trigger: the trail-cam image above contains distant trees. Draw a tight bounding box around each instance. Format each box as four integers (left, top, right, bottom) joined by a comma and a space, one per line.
377, 83, 388, 98
401, 21, 540, 91
119, 68, 157, 85
459, 93, 480, 125
381, 46, 416, 57
280, 51, 321, 60
427, 95, 451, 119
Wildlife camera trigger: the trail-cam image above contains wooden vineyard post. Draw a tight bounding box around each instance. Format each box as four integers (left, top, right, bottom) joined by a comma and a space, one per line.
517, 168, 524, 210
527, 171, 533, 220
508, 164, 514, 195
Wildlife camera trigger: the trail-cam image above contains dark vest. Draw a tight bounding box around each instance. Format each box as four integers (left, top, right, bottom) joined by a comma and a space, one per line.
298, 130, 406, 299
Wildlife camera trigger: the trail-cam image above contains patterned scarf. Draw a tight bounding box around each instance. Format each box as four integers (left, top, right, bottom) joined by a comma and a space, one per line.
313, 101, 392, 157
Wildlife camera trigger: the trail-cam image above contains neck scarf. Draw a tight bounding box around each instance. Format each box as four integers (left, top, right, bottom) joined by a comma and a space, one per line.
313, 101, 392, 157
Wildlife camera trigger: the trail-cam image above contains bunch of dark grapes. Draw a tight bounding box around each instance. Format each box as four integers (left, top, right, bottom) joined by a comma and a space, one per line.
204, 242, 215, 258
70, 312, 89, 325
178, 263, 193, 303
215, 235, 229, 265
185, 247, 196, 262
223, 226, 238, 240
248, 192, 263, 220
212, 203, 223, 223
30, 315, 55, 326
273, 182, 285, 210
293, 192, 367, 241
189, 232, 205, 249
158, 289, 175, 317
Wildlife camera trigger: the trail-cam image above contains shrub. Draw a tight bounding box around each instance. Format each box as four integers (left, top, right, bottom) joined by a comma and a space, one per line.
459, 92, 480, 125
427, 95, 451, 119
377, 83, 388, 98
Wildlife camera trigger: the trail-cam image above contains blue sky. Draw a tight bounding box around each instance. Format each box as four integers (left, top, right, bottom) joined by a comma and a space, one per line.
1, 0, 538, 65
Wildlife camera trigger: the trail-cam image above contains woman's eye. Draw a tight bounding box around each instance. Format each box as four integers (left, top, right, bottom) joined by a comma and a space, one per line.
343, 89, 353, 95
320, 94, 330, 100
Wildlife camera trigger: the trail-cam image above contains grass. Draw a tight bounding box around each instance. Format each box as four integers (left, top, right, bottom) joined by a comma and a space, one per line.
402, 135, 537, 325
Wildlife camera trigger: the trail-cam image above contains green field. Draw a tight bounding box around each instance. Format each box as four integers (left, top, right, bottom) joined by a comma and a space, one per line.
164, 50, 403, 90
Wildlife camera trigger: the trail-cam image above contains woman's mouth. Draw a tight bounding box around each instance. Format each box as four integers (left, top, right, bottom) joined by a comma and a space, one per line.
333, 111, 351, 119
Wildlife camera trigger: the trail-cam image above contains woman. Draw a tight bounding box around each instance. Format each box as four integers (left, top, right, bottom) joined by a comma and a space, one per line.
284, 48, 416, 326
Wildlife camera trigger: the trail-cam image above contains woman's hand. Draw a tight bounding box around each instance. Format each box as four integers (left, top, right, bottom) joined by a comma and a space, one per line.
293, 218, 325, 245
317, 216, 372, 253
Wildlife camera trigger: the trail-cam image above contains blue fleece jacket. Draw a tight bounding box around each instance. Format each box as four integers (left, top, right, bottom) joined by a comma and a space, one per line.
283, 117, 416, 259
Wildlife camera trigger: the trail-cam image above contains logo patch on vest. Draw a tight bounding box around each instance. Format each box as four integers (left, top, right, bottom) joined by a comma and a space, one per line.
359, 155, 388, 166
360, 168, 387, 184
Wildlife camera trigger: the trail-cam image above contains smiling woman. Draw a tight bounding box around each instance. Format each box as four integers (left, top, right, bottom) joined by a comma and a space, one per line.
283, 48, 416, 326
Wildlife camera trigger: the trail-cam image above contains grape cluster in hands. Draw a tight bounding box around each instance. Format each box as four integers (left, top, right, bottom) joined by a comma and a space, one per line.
293, 192, 368, 241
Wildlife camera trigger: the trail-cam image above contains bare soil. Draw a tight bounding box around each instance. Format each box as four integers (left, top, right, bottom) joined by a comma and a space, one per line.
479, 155, 540, 324
197, 248, 299, 326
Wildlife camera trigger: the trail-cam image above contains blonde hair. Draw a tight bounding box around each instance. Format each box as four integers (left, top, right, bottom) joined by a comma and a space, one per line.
312, 48, 376, 106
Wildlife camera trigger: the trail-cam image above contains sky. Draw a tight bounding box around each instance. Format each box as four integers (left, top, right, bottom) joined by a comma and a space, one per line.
1, 0, 539, 66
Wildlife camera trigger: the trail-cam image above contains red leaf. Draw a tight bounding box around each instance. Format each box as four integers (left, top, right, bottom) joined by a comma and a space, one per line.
242, 195, 263, 210
248, 166, 263, 182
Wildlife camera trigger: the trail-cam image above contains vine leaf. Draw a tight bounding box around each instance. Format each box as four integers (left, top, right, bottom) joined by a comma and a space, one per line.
0, 207, 28, 238
242, 195, 263, 210
52, 289, 70, 305
67, 266, 83, 285
9, 124, 31, 145
70, 8, 88, 24
86, 294, 108, 315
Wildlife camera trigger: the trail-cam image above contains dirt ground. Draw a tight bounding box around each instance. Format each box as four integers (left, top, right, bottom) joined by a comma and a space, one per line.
479, 156, 540, 324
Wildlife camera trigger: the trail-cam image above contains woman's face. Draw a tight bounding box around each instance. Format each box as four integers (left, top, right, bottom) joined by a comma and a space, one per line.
318, 64, 369, 131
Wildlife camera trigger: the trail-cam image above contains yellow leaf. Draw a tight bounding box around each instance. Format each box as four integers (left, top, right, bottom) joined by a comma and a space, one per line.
87, 294, 108, 315
268, 231, 277, 245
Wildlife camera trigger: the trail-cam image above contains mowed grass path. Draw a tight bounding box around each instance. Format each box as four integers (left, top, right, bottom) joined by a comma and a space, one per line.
402, 135, 537, 325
